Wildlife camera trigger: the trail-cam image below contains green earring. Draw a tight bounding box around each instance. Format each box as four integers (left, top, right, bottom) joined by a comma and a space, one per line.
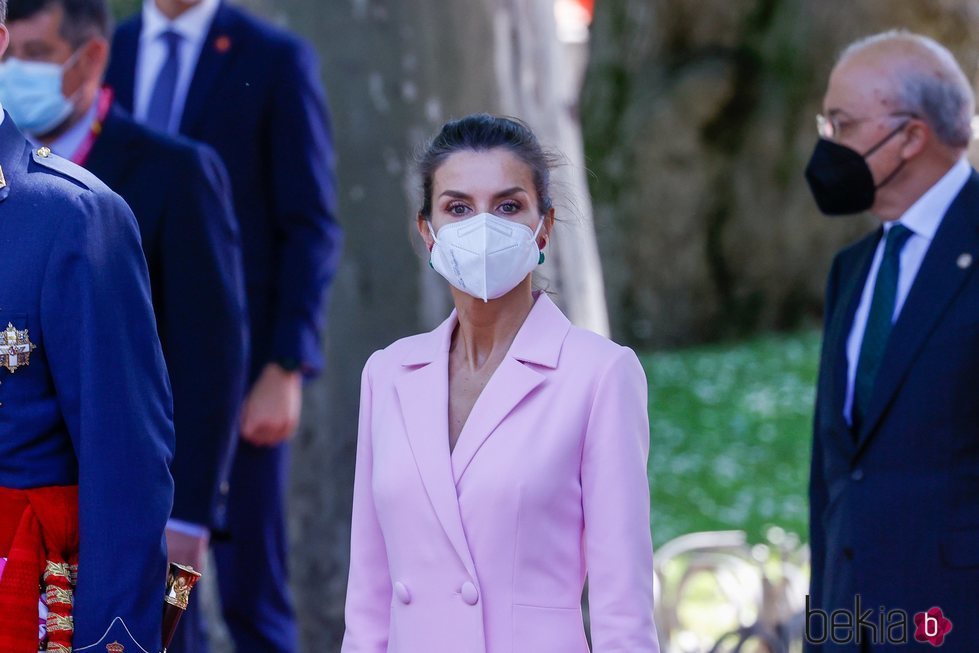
538, 251, 545, 265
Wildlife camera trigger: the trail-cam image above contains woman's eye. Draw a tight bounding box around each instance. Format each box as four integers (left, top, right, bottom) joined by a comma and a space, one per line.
499, 201, 520, 214
448, 203, 469, 216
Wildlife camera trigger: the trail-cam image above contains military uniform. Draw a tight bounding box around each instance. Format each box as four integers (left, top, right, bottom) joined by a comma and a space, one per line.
0, 111, 175, 652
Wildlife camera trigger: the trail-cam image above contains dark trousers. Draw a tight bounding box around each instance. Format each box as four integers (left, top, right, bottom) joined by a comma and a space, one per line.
213, 441, 298, 653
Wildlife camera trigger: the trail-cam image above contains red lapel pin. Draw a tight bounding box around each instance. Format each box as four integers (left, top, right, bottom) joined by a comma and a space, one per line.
215, 35, 232, 53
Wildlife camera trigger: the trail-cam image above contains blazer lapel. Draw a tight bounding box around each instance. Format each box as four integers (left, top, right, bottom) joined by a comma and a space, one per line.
855, 174, 979, 453
84, 108, 137, 189
451, 294, 569, 483
394, 318, 478, 581
450, 358, 544, 483
825, 232, 880, 439
109, 18, 140, 112
179, 3, 236, 135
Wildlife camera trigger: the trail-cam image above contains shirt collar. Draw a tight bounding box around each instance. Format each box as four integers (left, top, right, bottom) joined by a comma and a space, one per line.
142, 0, 221, 45
890, 157, 971, 240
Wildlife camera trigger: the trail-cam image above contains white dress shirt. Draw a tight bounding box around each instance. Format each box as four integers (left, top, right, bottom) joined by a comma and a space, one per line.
134, 0, 221, 133
844, 157, 971, 424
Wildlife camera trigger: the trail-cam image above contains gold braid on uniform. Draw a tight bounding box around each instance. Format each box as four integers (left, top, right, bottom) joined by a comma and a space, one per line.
42, 561, 77, 651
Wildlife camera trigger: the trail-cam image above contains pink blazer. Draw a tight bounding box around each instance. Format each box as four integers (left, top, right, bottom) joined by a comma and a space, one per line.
341, 294, 659, 653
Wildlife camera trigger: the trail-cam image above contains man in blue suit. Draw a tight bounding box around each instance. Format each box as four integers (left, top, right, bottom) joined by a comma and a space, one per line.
1, 0, 249, 649
107, 1, 342, 651
0, 3, 174, 650
805, 31, 979, 652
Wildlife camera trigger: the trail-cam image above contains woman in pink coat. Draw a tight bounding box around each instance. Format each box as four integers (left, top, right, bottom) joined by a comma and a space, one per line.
342, 114, 660, 653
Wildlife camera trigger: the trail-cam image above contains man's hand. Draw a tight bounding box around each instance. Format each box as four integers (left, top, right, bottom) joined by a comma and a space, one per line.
240, 363, 303, 446
165, 526, 210, 571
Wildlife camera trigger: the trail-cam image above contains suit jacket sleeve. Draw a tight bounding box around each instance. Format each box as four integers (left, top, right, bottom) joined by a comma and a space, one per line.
162, 144, 248, 526
807, 252, 842, 622
582, 347, 659, 652
341, 352, 392, 653
266, 38, 343, 376
40, 189, 175, 651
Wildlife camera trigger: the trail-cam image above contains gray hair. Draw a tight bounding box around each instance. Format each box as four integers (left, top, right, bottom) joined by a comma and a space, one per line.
840, 30, 975, 149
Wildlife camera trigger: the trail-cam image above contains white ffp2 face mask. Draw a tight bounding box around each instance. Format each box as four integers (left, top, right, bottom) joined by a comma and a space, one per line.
429, 213, 544, 302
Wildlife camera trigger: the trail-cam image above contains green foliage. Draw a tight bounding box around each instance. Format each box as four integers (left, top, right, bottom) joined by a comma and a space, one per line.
109, 0, 140, 21
642, 331, 820, 546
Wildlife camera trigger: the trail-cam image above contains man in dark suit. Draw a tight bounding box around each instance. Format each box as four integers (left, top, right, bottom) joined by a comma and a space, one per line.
0, 1, 175, 649
805, 30, 978, 652
2, 0, 248, 649
106, 1, 342, 651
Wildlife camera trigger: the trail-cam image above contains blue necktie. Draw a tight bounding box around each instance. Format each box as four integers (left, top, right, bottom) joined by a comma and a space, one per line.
853, 223, 914, 429
145, 30, 182, 133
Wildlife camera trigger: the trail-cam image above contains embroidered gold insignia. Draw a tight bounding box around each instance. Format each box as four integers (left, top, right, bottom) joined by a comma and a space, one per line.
0, 322, 36, 373
106, 642, 125, 653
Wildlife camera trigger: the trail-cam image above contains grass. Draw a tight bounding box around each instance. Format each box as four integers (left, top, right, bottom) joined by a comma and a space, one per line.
640, 330, 821, 548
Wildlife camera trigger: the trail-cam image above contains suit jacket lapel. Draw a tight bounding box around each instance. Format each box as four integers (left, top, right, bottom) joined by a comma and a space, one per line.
451, 294, 568, 483
856, 174, 979, 453
825, 232, 880, 440
179, 3, 236, 135
109, 18, 140, 112
394, 319, 479, 582
391, 294, 570, 576
450, 357, 544, 483
85, 108, 137, 189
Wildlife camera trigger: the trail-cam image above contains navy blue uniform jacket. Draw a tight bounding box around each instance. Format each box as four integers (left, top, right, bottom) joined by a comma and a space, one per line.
0, 113, 174, 651
808, 172, 979, 651
107, 1, 342, 380
84, 105, 247, 527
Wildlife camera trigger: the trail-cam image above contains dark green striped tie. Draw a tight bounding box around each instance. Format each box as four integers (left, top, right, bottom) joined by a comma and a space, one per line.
853, 223, 914, 429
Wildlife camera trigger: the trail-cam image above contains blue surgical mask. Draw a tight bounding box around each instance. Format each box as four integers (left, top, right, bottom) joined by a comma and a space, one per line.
0, 52, 82, 137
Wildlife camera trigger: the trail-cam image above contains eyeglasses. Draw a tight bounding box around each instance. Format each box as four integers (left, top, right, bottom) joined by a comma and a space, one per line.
816, 111, 918, 141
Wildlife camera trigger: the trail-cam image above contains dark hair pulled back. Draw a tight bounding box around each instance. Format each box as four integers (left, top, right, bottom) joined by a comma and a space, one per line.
417, 113, 555, 219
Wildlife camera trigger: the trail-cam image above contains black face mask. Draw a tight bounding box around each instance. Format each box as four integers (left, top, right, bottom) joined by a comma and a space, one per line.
804, 122, 909, 215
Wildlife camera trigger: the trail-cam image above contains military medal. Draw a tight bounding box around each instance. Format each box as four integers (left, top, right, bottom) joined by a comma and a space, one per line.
0, 322, 36, 372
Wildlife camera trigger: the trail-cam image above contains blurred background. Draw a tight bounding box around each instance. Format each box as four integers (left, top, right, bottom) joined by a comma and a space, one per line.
106, 0, 979, 651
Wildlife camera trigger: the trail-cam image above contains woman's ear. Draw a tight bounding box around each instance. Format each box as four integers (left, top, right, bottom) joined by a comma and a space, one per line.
417, 213, 434, 251
540, 208, 556, 248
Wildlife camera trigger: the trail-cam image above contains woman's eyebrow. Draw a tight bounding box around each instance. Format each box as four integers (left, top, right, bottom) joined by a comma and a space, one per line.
438, 187, 528, 200
439, 190, 472, 199
493, 187, 528, 199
